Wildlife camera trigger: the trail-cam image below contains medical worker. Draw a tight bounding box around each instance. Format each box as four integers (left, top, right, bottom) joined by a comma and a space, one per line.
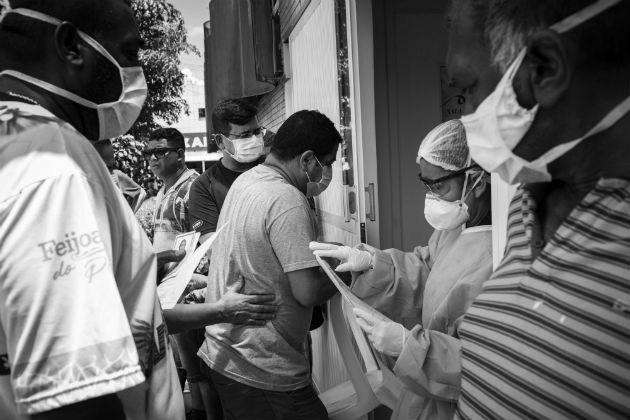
311, 119, 492, 420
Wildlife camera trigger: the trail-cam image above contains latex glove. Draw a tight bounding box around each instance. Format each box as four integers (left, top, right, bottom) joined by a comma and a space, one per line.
353, 307, 409, 357
309, 242, 372, 272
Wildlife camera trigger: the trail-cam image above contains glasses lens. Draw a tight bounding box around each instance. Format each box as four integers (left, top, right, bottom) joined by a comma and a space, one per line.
143, 148, 170, 159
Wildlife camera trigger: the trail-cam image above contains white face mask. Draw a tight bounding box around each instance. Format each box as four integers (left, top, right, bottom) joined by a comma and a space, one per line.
461, 0, 628, 185
222, 133, 265, 163
306, 157, 332, 198
424, 171, 483, 230
0, 8, 147, 140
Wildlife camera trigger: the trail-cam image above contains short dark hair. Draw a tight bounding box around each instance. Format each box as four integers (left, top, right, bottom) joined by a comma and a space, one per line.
0, 0, 123, 62
149, 127, 186, 151
211, 98, 258, 136
93, 139, 113, 155
271, 110, 342, 161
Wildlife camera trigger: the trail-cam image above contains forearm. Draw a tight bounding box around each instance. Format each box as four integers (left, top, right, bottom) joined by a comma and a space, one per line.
163, 302, 225, 334
309, 273, 339, 306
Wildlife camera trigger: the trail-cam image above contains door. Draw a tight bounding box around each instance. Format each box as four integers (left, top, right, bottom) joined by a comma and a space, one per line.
286, 0, 363, 393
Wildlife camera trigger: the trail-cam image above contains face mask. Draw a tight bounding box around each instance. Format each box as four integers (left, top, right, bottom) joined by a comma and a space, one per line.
461, 0, 628, 185
0, 8, 147, 140
424, 171, 483, 230
222, 134, 264, 163
305, 157, 332, 198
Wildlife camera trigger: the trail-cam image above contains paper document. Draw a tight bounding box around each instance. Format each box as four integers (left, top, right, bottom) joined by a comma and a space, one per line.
157, 224, 227, 309
316, 255, 390, 323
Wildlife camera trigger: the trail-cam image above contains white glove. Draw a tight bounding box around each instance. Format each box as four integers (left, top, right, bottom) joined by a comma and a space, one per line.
309, 242, 373, 272
353, 308, 409, 357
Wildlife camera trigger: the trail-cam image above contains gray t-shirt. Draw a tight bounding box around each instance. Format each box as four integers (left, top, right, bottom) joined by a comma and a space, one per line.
197, 164, 319, 391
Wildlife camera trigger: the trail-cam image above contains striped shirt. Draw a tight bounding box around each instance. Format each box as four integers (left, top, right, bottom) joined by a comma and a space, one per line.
456, 178, 630, 420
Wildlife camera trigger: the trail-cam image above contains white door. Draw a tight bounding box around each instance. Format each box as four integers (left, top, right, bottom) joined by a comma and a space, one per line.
287, 0, 364, 393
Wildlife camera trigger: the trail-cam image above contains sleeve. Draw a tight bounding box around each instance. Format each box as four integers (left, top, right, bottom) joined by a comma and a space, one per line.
390, 258, 492, 403
393, 326, 462, 402
0, 173, 144, 415
188, 176, 219, 235
268, 205, 319, 273
349, 242, 434, 328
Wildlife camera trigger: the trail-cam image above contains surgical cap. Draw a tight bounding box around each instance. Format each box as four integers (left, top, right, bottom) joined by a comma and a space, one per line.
416, 119, 469, 171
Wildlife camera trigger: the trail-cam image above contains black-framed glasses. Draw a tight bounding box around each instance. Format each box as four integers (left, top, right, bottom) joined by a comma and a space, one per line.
418, 165, 478, 195
223, 126, 267, 140
142, 147, 179, 160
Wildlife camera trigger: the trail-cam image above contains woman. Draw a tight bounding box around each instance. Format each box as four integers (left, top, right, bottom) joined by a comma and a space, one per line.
311, 119, 492, 420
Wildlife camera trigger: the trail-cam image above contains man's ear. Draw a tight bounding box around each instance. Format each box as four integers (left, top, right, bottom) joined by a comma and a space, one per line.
54, 22, 83, 68
473, 174, 488, 198
213, 134, 225, 150
299, 150, 315, 171
522, 29, 572, 108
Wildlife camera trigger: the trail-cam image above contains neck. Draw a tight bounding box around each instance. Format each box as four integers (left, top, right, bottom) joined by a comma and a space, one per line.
221, 154, 258, 172
263, 154, 304, 192
162, 166, 186, 191
0, 74, 99, 139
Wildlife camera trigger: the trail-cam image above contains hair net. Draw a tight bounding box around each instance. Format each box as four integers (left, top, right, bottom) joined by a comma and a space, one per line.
416, 119, 470, 171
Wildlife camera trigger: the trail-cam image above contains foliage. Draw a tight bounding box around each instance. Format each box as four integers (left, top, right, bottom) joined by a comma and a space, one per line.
130, 0, 200, 139
111, 134, 162, 196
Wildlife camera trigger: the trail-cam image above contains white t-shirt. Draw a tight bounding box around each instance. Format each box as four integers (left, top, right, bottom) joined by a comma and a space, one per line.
0, 102, 184, 419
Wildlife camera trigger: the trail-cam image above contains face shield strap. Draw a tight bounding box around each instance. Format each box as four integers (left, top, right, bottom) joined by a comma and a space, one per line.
551, 0, 622, 34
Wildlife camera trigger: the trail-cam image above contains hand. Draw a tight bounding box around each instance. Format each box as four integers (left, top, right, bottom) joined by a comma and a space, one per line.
156, 249, 186, 283
218, 291, 278, 326
353, 308, 410, 357
309, 242, 372, 272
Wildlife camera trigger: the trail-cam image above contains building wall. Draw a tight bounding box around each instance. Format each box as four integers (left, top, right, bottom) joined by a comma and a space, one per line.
256, 0, 311, 131
257, 81, 286, 132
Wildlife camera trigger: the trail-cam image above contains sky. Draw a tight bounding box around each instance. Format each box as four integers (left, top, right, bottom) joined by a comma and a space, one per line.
169, 0, 209, 83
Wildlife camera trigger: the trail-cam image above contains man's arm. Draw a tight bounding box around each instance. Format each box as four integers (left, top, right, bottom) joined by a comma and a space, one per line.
163, 291, 278, 333
287, 266, 338, 307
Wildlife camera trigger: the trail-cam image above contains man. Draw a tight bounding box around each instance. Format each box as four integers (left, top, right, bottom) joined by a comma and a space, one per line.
197, 110, 341, 420
0, 1, 184, 419
186, 98, 265, 420
94, 138, 146, 212
189, 98, 265, 243
454, 0, 630, 418
146, 127, 199, 254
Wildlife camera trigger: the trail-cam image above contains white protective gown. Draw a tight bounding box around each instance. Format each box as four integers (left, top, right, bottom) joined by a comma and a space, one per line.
351, 225, 493, 420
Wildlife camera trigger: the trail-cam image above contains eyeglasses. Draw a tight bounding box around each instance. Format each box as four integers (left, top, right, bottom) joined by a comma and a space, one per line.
418, 165, 478, 196
223, 126, 267, 140
142, 147, 179, 160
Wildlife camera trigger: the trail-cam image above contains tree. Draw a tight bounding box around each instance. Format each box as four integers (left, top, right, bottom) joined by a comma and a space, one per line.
130, 0, 200, 139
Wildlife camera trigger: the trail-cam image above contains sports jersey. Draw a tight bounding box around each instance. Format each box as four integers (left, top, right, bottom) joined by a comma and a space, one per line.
0, 101, 184, 419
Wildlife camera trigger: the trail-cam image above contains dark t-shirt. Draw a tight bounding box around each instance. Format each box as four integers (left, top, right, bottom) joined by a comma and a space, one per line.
189, 159, 242, 235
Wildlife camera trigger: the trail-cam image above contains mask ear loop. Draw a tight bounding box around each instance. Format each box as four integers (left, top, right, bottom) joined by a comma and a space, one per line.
0, 0, 12, 24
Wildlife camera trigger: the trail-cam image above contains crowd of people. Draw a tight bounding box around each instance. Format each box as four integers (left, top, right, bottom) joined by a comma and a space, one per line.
0, 0, 628, 419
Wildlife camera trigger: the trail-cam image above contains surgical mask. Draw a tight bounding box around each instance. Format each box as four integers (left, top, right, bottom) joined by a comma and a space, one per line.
222, 134, 264, 163
306, 157, 332, 198
0, 7, 147, 140
461, 0, 628, 185
424, 171, 483, 230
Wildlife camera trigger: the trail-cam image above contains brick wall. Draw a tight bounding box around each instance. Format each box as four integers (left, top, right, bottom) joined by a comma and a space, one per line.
257, 82, 286, 133
256, 0, 311, 131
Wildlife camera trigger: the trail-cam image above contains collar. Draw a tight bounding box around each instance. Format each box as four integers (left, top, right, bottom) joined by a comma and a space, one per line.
161, 167, 196, 195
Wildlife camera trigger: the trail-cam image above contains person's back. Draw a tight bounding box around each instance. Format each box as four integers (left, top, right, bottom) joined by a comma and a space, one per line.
200, 164, 317, 387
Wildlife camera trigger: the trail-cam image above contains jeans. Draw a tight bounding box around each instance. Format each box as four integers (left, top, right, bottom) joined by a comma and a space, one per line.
201, 365, 328, 420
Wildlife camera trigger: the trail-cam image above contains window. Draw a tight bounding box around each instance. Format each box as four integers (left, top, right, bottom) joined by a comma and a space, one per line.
198, 108, 206, 118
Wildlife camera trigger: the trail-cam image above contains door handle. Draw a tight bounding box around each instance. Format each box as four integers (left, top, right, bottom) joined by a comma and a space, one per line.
365, 183, 376, 221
